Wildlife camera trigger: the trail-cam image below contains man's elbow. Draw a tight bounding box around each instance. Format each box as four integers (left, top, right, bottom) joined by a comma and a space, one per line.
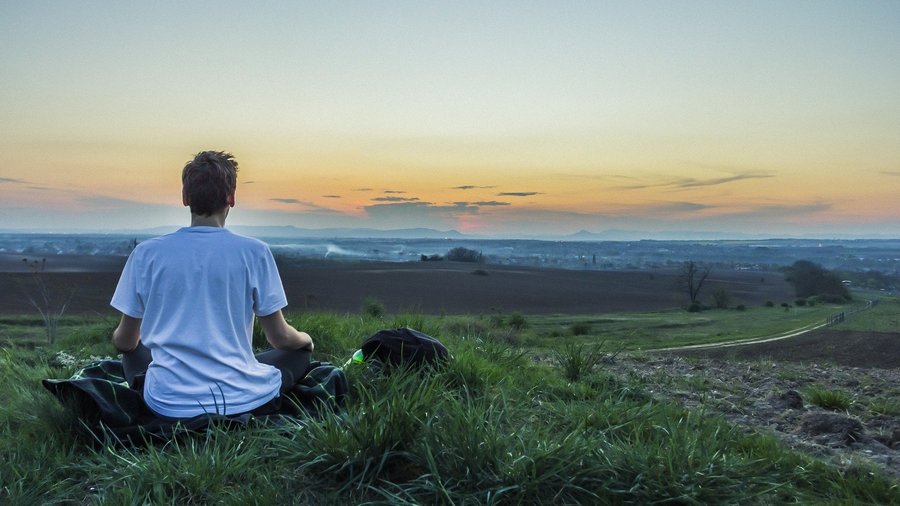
112, 320, 140, 353
112, 330, 135, 353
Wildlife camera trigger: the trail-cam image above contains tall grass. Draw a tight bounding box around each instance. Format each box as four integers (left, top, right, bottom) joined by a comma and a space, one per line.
805, 385, 853, 411
553, 341, 610, 382
1, 311, 898, 504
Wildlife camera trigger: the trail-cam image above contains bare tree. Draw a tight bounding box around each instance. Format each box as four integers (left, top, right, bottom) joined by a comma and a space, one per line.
679, 260, 710, 305
21, 258, 75, 344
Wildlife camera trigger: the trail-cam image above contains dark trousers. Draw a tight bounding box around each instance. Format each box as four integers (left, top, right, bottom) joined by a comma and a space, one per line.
122, 343, 312, 395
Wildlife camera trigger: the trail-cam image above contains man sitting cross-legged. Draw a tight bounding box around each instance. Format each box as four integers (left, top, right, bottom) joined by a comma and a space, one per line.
110, 150, 314, 419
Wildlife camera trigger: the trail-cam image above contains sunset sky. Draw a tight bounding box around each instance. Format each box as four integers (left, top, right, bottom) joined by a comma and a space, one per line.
2, 1, 899, 238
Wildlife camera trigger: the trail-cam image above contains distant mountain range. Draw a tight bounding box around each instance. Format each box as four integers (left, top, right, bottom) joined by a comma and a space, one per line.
229, 226, 468, 239
1, 225, 896, 241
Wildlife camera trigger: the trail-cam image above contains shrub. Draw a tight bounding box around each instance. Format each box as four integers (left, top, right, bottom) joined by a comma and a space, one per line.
553, 342, 607, 382
765, 300, 775, 308
794, 298, 807, 307
806, 385, 852, 411
712, 288, 730, 309
362, 297, 385, 318
488, 314, 505, 328
507, 311, 528, 330
21, 258, 75, 344
446, 247, 482, 263
867, 398, 900, 416
471, 269, 489, 276
687, 302, 702, 313
735, 305, 746, 311
570, 322, 592, 336
815, 293, 851, 304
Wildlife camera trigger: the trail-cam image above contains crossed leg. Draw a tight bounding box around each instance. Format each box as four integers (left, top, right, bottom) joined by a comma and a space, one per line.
122, 342, 311, 394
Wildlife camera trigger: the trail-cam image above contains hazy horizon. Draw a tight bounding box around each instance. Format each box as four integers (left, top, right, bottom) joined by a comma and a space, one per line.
2, 2, 899, 238
2, 223, 898, 242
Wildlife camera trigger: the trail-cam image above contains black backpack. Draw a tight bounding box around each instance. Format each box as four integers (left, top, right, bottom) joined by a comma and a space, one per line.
360, 327, 450, 369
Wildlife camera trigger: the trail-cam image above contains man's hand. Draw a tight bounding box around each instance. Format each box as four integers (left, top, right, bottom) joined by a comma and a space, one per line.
112, 314, 142, 353
259, 310, 314, 352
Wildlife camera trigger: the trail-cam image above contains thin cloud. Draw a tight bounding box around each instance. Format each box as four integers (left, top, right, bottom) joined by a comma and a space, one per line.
383, 190, 406, 194
618, 171, 773, 191
353, 187, 373, 192
497, 192, 542, 197
676, 173, 774, 189
648, 202, 715, 214
617, 181, 661, 190
364, 201, 485, 213
470, 201, 511, 207
0, 177, 28, 184
363, 201, 433, 215
441, 202, 480, 213
242, 181, 255, 184
372, 196, 420, 202
555, 173, 639, 182
366, 201, 433, 208
452, 185, 496, 190
269, 198, 341, 213
881, 171, 900, 177
322, 195, 342, 199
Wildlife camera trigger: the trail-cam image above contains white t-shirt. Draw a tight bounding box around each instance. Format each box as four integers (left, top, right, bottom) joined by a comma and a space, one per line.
111, 226, 287, 418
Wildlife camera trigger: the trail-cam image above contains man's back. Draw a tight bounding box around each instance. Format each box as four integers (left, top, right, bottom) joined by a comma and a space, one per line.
111, 150, 313, 419
112, 226, 286, 418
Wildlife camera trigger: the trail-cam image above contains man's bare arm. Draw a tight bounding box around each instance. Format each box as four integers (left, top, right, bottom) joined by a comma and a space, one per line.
112, 314, 142, 353
259, 310, 314, 351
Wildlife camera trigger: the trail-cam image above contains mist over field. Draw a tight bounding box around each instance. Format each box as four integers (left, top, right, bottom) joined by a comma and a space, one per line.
2, 232, 899, 277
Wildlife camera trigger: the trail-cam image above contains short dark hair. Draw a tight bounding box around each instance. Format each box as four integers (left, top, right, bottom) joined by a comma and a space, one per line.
182, 151, 238, 216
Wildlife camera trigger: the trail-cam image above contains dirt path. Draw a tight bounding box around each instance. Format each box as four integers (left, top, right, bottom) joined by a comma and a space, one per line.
657, 321, 830, 352
656, 300, 874, 353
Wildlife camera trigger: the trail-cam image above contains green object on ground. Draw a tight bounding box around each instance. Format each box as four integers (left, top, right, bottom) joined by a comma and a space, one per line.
343, 349, 365, 368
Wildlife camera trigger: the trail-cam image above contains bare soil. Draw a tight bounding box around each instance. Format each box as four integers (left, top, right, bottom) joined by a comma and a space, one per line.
607, 332, 900, 480
0, 257, 796, 316
675, 329, 900, 369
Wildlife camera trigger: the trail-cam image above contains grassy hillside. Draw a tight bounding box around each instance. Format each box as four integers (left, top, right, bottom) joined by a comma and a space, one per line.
1, 306, 898, 504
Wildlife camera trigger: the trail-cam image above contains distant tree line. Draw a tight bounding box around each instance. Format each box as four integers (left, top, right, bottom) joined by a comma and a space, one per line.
420, 247, 484, 263
784, 260, 851, 302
